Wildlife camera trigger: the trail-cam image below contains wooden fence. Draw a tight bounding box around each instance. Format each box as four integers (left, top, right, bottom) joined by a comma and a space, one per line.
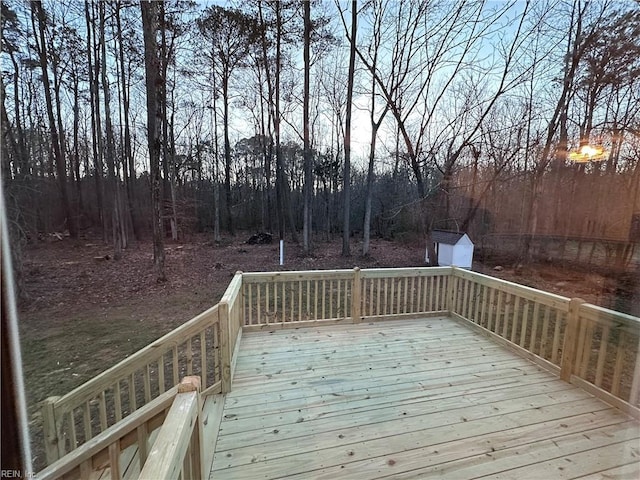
38, 266, 640, 478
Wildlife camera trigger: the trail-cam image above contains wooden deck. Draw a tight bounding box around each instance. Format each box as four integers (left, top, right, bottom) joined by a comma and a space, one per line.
209, 318, 640, 479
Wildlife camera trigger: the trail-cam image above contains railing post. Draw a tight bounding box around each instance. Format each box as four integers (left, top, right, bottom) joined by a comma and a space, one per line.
178, 376, 205, 480
219, 301, 232, 393
42, 396, 61, 465
560, 298, 584, 382
352, 267, 362, 323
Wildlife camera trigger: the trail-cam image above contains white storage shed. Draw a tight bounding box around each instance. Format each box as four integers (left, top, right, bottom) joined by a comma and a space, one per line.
426, 230, 474, 268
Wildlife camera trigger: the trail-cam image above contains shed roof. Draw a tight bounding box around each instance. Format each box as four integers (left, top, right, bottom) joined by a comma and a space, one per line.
431, 230, 469, 245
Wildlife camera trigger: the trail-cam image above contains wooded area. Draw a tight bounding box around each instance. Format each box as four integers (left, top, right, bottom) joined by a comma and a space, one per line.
2, 0, 639, 283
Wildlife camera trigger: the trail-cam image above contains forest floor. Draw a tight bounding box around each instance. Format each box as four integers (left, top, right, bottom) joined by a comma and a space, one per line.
17, 232, 637, 471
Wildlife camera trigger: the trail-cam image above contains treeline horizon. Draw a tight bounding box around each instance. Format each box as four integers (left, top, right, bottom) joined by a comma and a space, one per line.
2, 0, 639, 282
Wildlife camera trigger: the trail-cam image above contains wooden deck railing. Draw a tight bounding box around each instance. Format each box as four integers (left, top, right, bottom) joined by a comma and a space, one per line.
37, 377, 205, 480
37, 385, 178, 479
449, 267, 640, 418
41, 305, 222, 465
139, 376, 205, 480
242, 269, 356, 327
241, 267, 451, 330
38, 266, 640, 477
359, 267, 450, 321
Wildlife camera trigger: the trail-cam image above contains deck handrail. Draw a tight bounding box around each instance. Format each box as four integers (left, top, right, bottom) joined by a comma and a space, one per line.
39, 266, 640, 473
241, 267, 452, 329
138, 376, 204, 480
449, 267, 640, 418
36, 385, 178, 480
41, 304, 222, 465
219, 271, 243, 392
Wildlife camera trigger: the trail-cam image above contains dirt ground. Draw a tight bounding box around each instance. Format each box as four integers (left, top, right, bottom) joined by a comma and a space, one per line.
16, 233, 637, 470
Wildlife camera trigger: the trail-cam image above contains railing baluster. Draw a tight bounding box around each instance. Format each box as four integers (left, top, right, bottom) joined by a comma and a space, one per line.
128, 374, 136, 413
200, 332, 207, 388
257, 284, 262, 324
290, 281, 294, 322
69, 409, 77, 450
186, 339, 193, 376
529, 302, 541, 353
83, 400, 92, 442
540, 305, 551, 359
479, 285, 488, 327
383, 278, 388, 315
172, 347, 179, 386
273, 282, 277, 321
611, 331, 627, 396
462, 279, 470, 318
99, 392, 108, 431
158, 357, 165, 395
336, 279, 341, 318
390, 277, 395, 315
467, 280, 476, 320
346, 278, 350, 317
594, 324, 610, 387
282, 282, 286, 322
403, 277, 409, 314
429, 276, 435, 311
314, 280, 318, 320
502, 294, 512, 339
487, 288, 495, 332
579, 320, 594, 379
298, 280, 302, 321
322, 280, 326, 319
519, 300, 529, 347
248, 284, 253, 326
551, 311, 562, 365
509, 296, 519, 342
114, 381, 122, 422
495, 291, 504, 335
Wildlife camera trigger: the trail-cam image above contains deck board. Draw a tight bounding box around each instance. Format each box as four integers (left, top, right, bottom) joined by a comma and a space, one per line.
208, 318, 640, 479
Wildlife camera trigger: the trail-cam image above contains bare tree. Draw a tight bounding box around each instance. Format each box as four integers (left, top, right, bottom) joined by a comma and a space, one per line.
302, 0, 312, 253
341, 0, 357, 256
31, 0, 77, 238
361, 0, 389, 256
99, 1, 126, 259
140, 0, 166, 282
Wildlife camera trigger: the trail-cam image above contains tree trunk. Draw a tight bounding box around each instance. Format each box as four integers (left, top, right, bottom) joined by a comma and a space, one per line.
274, 1, 285, 242
85, 1, 105, 236
342, 0, 357, 257
169, 107, 179, 241
302, 0, 312, 254
100, 2, 125, 259
141, 0, 166, 282
222, 74, 234, 235
116, 3, 139, 241
32, 0, 77, 238
257, 0, 273, 234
